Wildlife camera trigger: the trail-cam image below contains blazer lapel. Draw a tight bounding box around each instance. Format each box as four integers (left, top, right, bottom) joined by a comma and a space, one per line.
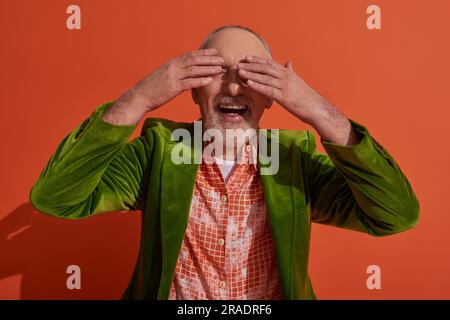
259, 129, 306, 299
157, 124, 200, 299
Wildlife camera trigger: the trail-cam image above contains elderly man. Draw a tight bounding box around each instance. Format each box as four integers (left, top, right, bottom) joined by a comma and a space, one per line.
29, 25, 419, 300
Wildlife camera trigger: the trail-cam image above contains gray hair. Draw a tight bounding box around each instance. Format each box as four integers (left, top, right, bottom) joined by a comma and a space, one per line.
198, 24, 272, 58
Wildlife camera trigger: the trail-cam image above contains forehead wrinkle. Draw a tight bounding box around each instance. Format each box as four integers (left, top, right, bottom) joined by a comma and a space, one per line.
214, 47, 266, 64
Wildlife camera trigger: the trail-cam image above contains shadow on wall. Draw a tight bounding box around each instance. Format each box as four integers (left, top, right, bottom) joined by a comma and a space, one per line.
0, 203, 141, 299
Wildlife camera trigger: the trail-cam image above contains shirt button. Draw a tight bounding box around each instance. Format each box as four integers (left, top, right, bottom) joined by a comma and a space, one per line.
218, 238, 225, 246
220, 195, 227, 203
219, 281, 227, 288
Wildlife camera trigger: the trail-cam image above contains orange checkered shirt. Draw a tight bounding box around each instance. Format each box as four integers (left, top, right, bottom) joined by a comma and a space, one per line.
168, 146, 284, 300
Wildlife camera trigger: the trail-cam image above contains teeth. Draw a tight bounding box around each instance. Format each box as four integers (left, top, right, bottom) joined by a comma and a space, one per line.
219, 105, 247, 110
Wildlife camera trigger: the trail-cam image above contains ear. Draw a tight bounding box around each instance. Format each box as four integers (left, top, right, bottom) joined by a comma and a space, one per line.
191, 89, 199, 105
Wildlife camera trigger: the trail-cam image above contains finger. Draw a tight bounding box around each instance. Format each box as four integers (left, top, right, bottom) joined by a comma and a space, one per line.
237, 62, 282, 79
181, 65, 225, 79
238, 69, 282, 89
181, 54, 225, 67
285, 61, 293, 69
245, 55, 285, 69
246, 79, 282, 100
178, 77, 213, 91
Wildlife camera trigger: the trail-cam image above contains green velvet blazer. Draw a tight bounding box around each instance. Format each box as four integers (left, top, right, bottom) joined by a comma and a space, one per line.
29, 102, 419, 300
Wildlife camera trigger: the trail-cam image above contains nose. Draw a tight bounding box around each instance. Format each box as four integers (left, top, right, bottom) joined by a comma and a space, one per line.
223, 68, 245, 97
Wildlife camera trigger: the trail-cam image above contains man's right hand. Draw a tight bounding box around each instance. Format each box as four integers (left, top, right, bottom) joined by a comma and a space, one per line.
102, 48, 225, 125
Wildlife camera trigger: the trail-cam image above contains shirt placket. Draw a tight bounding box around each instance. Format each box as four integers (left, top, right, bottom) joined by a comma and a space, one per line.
225, 164, 249, 299
214, 162, 247, 299
209, 163, 230, 300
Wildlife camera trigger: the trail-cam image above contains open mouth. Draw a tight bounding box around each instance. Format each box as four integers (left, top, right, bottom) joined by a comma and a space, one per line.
217, 104, 249, 116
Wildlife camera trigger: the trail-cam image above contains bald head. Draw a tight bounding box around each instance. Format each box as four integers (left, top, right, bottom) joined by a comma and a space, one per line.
199, 25, 272, 60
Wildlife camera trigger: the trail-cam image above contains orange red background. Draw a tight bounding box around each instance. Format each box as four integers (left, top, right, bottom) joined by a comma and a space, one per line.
1, 0, 449, 299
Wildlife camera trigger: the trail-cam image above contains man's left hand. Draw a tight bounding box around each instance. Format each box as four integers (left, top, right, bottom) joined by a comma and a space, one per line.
237, 55, 361, 145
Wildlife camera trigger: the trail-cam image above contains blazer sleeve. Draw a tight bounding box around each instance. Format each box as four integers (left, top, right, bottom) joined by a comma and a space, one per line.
29, 101, 152, 219
306, 119, 419, 236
